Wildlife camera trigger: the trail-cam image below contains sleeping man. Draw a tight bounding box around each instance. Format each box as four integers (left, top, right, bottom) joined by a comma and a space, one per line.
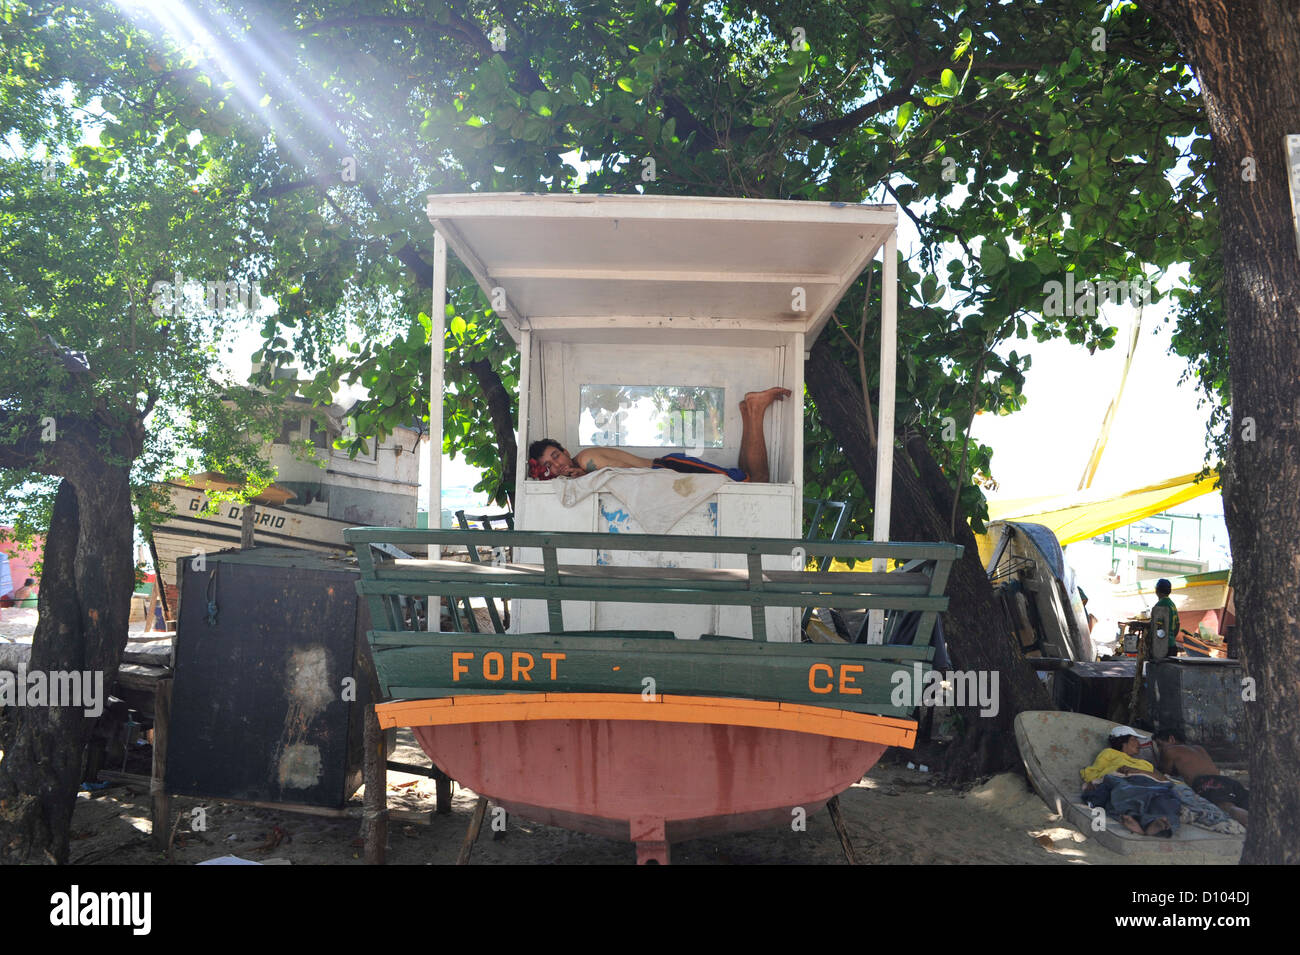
1154, 728, 1249, 827
1080, 725, 1246, 838
528, 387, 790, 484
1081, 726, 1181, 837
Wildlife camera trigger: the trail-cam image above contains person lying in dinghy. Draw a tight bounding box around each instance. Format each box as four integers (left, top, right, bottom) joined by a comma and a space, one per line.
528, 387, 790, 483
1081, 726, 1181, 838
1080, 726, 1246, 837
1154, 728, 1249, 827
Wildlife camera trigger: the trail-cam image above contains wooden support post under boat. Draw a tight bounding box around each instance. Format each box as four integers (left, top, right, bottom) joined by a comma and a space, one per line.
436, 770, 453, 815
457, 796, 489, 865
826, 795, 858, 865
147, 534, 172, 623
630, 815, 669, 865
385, 759, 455, 814
362, 703, 388, 864
141, 569, 162, 633
150, 678, 173, 851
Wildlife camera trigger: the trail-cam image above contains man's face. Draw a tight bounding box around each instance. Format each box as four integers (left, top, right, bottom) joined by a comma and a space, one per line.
536, 444, 573, 477
1122, 735, 1141, 757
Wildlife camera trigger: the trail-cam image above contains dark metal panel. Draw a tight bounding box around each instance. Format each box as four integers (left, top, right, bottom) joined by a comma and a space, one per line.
1147, 658, 1247, 756
166, 548, 376, 808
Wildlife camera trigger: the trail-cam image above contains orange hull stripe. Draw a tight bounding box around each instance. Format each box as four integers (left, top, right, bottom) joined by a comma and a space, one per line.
374, 693, 917, 747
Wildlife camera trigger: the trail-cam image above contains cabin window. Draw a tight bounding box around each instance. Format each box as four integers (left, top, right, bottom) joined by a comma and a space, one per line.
307, 417, 330, 450
578, 385, 725, 448
333, 415, 380, 461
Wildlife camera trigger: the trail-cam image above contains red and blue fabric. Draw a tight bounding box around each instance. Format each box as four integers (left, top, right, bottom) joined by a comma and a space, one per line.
651, 453, 748, 483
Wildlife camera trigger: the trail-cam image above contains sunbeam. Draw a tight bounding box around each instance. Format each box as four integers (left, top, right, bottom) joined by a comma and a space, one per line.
107, 0, 347, 173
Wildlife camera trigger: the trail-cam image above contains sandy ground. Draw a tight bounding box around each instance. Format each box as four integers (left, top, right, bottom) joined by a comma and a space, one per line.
0, 607, 42, 640
1, 607, 167, 640
4, 607, 1232, 865
61, 732, 1227, 866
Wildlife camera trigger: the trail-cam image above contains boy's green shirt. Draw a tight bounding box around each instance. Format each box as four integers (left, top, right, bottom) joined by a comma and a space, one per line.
1152, 595, 1180, 651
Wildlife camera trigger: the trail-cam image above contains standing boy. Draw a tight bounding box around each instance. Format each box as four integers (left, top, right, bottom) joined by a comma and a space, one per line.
1151, 578, 1180, 657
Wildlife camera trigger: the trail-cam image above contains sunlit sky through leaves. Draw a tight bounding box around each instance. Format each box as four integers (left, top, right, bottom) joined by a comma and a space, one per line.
110, 0, 1222, 523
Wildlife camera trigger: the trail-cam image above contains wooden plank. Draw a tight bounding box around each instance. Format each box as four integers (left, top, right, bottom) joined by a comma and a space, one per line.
368, 630, 934, 660
372, 564, 935, 598
380, 685, 907, 718
456, 514, 508, 634
457, 797, 489, 865
381, 560, 932, 590
747, 552, 767, 642
374, 693, 918, 746
150, 678, 172, 851
390, 809, 435, 826
826, 795, 858, 865
369, 629, 679, 646
436, 772, 453, 815
351, 545, 396, 632
368, 641, 929, 716
359, 579, 949, 613
214, 796, 356, 819
911, 555, 955, 648
542, 544, 563, 633
362, 702, 387, 864
344, 527, 963, 564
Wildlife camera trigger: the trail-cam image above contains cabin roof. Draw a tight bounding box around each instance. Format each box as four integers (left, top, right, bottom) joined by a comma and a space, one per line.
424, 193, 896, 343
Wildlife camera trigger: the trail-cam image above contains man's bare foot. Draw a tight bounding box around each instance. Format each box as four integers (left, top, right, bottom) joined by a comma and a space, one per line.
740, 386, 792, 416
1121, 815, 1144, 835
1144, 817, 1172, 836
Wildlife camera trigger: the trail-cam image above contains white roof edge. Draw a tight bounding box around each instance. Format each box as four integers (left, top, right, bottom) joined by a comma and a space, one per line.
424, 193, 897, 345
425, 192, 897, 226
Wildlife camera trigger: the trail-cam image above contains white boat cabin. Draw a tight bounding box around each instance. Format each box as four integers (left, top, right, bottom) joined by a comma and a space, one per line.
424, 194, 899, 642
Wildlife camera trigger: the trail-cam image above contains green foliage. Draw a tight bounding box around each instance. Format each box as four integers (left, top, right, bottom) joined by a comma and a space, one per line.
0, 1, 283, 533
2, 0, 1225, 532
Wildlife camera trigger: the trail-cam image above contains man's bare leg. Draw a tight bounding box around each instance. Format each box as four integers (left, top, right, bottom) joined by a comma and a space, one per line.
737, 387, 791, 482
1216, 802, 1248, 827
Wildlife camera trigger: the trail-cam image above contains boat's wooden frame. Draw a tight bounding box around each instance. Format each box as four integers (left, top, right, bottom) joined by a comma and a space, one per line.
350, 527, 960, 861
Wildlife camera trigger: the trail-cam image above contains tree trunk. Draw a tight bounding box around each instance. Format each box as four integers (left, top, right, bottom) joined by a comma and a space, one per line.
467, 357, 518, 506
0, 465, 136, 863
1144, 0, 1300, 865
240, 501, 256, 549
806, 338, 1052, 781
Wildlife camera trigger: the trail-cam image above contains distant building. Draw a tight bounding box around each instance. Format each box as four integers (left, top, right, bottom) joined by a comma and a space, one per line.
0, 529, 43, 598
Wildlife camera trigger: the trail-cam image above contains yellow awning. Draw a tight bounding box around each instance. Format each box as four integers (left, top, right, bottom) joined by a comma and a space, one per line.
983, 472, 1219, 547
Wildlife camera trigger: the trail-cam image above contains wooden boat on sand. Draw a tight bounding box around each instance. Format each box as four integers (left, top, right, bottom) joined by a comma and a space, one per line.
351, 527, 960, 863
1108, 569, 1234, 638
150, 400, 421, 601
351, 193, 961, 863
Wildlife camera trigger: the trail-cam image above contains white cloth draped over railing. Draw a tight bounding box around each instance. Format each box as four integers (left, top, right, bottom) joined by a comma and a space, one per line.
551, 468, 728, 534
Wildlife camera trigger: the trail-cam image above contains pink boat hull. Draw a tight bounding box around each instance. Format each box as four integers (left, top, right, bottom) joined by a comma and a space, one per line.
411, 718, 887, 863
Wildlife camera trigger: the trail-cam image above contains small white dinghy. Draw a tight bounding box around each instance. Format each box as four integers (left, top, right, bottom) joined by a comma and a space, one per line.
1013, 710, 1245, 858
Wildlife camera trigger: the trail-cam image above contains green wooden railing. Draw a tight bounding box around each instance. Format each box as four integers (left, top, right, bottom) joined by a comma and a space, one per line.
346, 527, 961, 645
346, 528, 963, 716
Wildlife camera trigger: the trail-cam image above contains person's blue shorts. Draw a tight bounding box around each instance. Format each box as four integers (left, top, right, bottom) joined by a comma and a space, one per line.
651, 453, 748, 482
